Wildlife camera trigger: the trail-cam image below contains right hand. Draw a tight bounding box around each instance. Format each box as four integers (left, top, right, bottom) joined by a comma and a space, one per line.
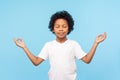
95, 32, 107, 44
14, 38, 26, 48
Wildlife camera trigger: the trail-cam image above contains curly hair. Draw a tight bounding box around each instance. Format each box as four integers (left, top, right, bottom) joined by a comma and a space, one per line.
48, 10, 74, 35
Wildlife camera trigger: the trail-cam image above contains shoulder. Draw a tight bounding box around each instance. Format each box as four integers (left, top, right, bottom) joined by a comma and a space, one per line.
67, 39, 79, 45
67, 39, 82, 48
44, 40, 56, 46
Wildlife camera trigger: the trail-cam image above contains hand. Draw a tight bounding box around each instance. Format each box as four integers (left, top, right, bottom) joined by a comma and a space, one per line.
95, 32, 107, 44
14, 38, 26, 48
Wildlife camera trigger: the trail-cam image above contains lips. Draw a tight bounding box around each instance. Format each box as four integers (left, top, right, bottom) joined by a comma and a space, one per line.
55, 31, 67, 38
58, 32, 65, 36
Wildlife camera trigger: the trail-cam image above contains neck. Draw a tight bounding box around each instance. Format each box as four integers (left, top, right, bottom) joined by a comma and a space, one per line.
56, 37, 67, 43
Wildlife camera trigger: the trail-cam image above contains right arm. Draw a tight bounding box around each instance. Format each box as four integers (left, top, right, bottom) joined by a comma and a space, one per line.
14, 38, 44, 66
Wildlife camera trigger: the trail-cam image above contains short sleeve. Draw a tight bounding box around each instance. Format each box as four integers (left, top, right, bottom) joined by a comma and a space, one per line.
38, 43, 49, 60
74, 42, 87, 60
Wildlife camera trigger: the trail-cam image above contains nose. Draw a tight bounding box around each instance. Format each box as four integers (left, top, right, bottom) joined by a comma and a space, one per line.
59, 26, 63, 31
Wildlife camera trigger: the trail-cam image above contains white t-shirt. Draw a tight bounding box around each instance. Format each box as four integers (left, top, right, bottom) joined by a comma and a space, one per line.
38, 39, 86, 80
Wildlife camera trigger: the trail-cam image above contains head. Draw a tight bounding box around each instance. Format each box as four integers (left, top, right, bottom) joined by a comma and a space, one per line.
48, 10, 74, 35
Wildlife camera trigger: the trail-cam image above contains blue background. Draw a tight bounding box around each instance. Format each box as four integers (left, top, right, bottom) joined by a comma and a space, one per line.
0, 0, 120, 80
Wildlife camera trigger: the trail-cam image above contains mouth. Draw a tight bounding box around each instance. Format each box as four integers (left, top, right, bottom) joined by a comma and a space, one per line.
58, 32, 65, 35
57, 32, 66, 37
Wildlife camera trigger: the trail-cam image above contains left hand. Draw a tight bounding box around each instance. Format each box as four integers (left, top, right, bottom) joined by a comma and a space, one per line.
95, 32, 107, 44
14, 38, 26, 48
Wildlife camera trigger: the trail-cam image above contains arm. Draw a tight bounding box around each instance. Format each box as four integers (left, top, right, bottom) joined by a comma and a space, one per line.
81, 32, 107, 64
14, 38, 44, 66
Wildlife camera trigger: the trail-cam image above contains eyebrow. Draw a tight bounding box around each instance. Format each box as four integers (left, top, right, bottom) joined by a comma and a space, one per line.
54, 24, 68, 26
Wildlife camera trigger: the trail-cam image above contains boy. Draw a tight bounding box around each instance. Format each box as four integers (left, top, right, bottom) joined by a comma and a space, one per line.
14, 11, 106, 80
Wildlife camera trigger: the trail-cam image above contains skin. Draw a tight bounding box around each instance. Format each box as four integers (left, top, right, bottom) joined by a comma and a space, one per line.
14, 18, 107, 66
53, 19, 69, 43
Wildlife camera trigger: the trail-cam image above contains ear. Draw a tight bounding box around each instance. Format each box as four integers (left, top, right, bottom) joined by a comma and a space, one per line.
52, 28, 55, 33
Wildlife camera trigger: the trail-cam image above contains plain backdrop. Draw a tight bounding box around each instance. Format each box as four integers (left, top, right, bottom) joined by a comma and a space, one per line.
0, 0, 120, 80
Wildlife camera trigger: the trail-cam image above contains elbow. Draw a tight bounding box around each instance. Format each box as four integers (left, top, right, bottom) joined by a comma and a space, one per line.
33, 58, 43, 66
34, 64, 38, 66
32, 60, 40, 66
84, 60, 91, 64
85, 61, 91, 64
34, 63, 39, 66
33, 57, 42, 66
82, 57, 91, 64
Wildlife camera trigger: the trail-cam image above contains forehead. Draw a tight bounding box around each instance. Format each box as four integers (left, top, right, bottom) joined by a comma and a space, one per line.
54, 18, 68, 25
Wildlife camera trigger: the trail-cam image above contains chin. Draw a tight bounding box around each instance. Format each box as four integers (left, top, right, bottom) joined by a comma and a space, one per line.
58, 36, 66, 39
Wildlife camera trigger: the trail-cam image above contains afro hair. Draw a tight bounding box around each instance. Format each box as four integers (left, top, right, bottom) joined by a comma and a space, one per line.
48, 10, 74, 34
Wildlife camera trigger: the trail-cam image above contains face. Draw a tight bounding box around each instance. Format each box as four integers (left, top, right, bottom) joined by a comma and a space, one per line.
53, 19, 69, 40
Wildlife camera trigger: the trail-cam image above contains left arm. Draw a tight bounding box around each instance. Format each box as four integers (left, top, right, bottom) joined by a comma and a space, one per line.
81, 32, 107, 64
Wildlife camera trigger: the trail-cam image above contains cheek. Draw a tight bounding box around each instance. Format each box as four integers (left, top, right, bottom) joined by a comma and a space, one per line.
65, 28, 69, 33
52, 28, 58, 33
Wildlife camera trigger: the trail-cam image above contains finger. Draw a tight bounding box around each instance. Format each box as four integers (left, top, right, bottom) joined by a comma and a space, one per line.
101, 32, 106, 40
98, 34, 103, 37
98, 34, 104, 39
18, 38, 23, 42
14, 38, 20, 46
14, 38, 22, 44
18, 37, 22, 40
104, 32, 107, 38
14, 38, 17, 43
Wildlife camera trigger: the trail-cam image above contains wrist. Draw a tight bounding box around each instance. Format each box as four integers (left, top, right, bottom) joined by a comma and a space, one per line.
94, 41, 99, 46
22, 46, 27, 50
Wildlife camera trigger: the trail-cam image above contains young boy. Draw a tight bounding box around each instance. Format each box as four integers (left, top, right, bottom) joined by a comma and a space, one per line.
14, 11, 106, 80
